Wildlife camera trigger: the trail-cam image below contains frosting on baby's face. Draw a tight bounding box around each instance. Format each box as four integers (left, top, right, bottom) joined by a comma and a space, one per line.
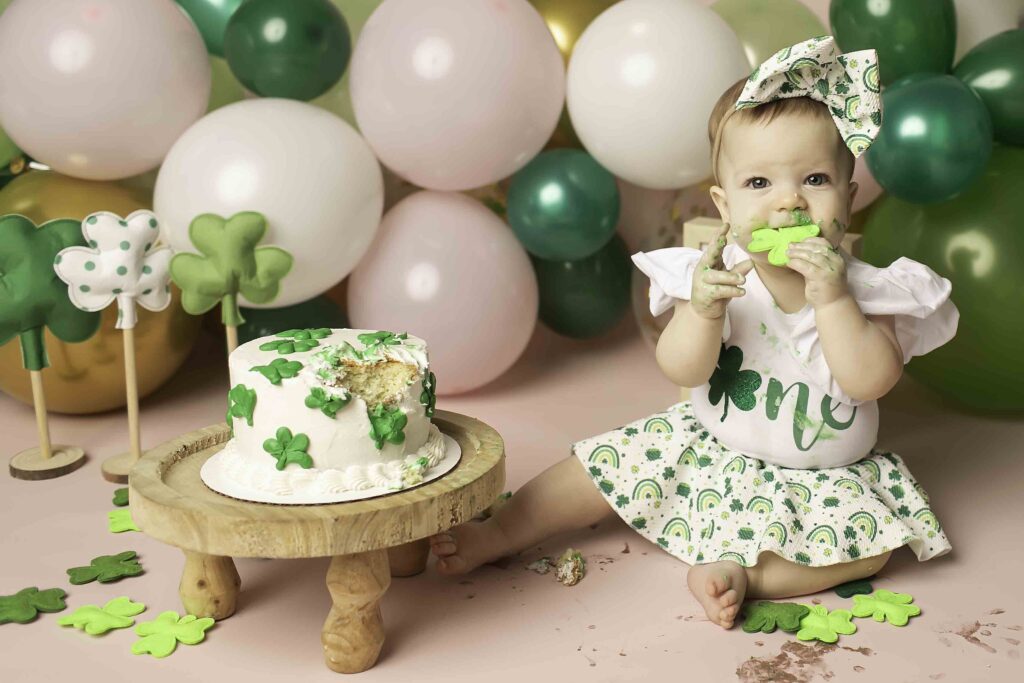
710, 112, 858, 265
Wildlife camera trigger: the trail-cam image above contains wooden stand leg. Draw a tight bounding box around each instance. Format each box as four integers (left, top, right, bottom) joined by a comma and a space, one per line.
179, 551, 240, 620
322, 549, 390, 674
387, 538, 430, 577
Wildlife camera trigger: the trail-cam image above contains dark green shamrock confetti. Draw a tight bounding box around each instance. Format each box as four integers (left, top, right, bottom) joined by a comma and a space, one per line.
112, 487, 129, 507
67, 551, 144, 585
741, 601, 810, 634
262, 427, 313, 470
304, 387, 350, 419
259, 328, 329, 354
0, 587, 67, 625
368, 403, 408, 450
225, 384, 257, 428
835, 576, 874, 598
420, 371, 437, 417
250, 358, 303, 385
708, 345, 762, 421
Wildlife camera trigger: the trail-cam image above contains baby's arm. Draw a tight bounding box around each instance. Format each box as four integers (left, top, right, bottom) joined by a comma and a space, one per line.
656, 224, 754, 387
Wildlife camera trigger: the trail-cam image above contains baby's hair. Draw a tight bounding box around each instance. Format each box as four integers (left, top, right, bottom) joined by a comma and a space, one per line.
708, 77, 854, 185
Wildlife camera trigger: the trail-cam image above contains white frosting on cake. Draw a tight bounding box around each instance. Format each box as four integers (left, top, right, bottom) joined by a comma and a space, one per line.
221, 328, 441, 499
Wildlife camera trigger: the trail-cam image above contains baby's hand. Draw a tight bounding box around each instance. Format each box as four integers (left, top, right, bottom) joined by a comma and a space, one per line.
690, 223, 754, 320
785, 237, 849, 308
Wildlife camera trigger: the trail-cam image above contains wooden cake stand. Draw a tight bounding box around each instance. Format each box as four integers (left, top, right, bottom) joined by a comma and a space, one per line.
130, 410, 505, 674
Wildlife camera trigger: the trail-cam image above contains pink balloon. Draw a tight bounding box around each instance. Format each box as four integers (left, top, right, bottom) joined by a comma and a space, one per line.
349, 0, 564, 191
348, 191, 538, 395
851, 155, 883, 213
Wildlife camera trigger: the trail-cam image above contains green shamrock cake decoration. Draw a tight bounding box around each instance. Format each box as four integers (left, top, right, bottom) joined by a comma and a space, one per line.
262, 427, 313, 470
746, 209, 821, 266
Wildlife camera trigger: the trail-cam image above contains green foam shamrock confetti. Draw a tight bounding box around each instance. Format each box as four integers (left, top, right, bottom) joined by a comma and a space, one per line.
851, 589, 921, 626
169, 212, 293, 327
0, 587, 67, 625
0, 214, 101, 370
112, 487, 129, 507
368, 403, 408, 450
226, 384, 257, 428
59, 597, 146, 635
305, 387, 350, 419
67, 551, 144, 585
262, 427, 313, 470
131, 611, 215, 658
834, 576, 874, 598
795, 604, 857, 643
108, 509, 140, 533
747, 219, 821, 266
708, 345, 762, 421
741, 601, 811, 634
250, 357, 303, 385
259, 328, 329, 354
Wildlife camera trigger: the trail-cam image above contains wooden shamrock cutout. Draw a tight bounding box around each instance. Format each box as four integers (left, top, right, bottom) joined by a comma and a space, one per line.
67, 551, 144, 585
169, 212, 292, 329
851, 589, 921, 626
59, 597, 146, 635
741, 600, 810, 634
262, 427, 313, 470
131, 611, 215, 658
0, 587, 67, 625
795, 605, 857, 643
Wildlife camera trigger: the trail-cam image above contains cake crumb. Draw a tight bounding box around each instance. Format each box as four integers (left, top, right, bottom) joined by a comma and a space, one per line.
527, 557, 554, 575
555, 548, 586, 587
621, 542, 631, 554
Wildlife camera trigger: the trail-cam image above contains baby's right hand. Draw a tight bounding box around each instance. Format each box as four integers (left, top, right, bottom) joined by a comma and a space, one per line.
690, 223, 755, 320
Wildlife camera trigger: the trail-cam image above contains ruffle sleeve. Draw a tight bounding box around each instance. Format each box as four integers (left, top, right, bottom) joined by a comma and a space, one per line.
631, 244, 748, 340
792, 255, 960, 404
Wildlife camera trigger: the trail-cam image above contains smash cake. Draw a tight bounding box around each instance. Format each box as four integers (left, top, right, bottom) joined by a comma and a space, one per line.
200, 328, 461, 504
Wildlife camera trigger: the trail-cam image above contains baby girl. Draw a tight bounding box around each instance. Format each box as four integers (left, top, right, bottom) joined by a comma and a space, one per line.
430, 36, 958, 629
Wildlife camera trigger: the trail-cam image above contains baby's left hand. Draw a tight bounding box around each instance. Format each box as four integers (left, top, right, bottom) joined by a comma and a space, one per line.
785, 237, 849, 308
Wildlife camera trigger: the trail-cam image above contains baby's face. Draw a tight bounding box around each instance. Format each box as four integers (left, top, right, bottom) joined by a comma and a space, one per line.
710, 112, 858, 265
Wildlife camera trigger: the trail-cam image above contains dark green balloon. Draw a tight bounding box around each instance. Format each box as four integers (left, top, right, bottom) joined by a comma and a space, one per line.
238, 295, 348, 345
532, 234, 630, 339
830, 0, 956, 86
508, 149, 620, 261
866, 74, 993, 204
224, 0, 351, 100
862, 145, 1024, 413
176, 0, 244, 57
954, 29, 1024, 147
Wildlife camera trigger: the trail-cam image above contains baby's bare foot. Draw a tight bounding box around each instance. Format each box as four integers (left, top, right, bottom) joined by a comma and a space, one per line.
686, 560, 748, 629
429, 519, 512, 576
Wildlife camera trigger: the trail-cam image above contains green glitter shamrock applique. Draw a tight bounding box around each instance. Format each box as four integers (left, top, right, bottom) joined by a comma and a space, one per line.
0, 587, 67, 625
747, 210, 821, 266
795, 605, 857, 643
420, 371, 437, 417
259, 328, 330, 354
59, 597, 146, 635
250, 358, 303, 385
67, 551, 144, 585
741, 601, 810, 633
225, 384, 256, 428
708, 345, 762, 421
131, 612, 215, 658
169, 212, 293, 326
305, 387, 350, 419
262, 427, 313, 470
368, 404, 408, 450
851, 590, 921, 626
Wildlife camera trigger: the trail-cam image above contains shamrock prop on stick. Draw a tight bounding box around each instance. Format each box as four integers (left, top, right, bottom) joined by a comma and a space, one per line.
54, 211, 172, 483
1, 214, 100, 480
169, 212, 293, 354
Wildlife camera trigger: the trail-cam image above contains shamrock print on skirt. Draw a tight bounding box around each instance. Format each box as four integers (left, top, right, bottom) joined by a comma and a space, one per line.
571, 401, 950, 568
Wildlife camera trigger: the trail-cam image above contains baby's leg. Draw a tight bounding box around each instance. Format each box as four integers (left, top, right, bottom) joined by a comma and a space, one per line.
430, 454, 614, 575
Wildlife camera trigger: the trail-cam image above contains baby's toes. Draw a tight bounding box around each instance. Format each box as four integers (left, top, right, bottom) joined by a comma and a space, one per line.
429, 533, 457, 557
705, 573, 731, 598
720, 588, 739, 608
719, 603, 740, 626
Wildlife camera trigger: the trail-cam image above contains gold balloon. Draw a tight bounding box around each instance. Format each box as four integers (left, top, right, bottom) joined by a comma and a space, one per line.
531, 0, 618, 150
0, 171, 201, 414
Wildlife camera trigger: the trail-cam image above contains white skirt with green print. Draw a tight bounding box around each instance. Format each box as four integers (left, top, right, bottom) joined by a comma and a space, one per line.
571, 401, 951, 568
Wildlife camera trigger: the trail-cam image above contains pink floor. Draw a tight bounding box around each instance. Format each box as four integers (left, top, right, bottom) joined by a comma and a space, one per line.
2, 320, 1022, 682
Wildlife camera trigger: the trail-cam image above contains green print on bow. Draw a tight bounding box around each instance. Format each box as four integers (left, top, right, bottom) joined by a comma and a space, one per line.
262, 427, 313, 470
420, 371, 437, 417
0, 587, 67, 625
168, 212, 293, 327
0, 215, 101, 371
305, 387, 350, 419
250, 358, 303, 385
747, 216, 821, 266
368, 404, 408, 450
226, 384, 257, 428
259, 328, 330, 354
131, 612, 215, 658
708, 345, 762, 422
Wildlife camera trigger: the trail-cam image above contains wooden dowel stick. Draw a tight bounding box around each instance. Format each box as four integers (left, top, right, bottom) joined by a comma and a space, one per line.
29, 369, 52, 460
226, 325, 238, 355
123, 326, 142, 464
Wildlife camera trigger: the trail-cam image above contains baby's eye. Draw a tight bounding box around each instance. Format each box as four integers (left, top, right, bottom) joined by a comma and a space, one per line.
744, 177, 769, 189
805, 173, 831, 186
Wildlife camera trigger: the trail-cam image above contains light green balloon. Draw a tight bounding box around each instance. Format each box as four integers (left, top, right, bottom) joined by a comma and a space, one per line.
207, 56, 247, 113
712, 0, 827, 69
310, 0, 384, 129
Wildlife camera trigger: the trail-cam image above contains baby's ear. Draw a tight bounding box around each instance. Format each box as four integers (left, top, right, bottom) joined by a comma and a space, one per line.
710, 185, 729, 223
848, 181, 859, 209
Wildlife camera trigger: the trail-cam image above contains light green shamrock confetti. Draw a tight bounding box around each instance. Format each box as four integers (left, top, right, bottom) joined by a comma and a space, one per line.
795, 604, 857, 643
59, 597, 146, 635
747, 222, 821, 266
131, 611, 215, 658
108, 509, 140, 533
851, 589, 921, 626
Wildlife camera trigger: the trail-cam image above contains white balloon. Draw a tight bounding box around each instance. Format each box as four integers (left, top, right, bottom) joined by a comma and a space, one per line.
567, 0, 749, 190
155, 99, 384, 308
0, 0, 210, 180
954, 0, 1024, 61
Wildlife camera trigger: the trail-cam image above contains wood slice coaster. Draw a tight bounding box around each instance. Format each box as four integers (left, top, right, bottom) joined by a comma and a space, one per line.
130, 410, 505, 673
